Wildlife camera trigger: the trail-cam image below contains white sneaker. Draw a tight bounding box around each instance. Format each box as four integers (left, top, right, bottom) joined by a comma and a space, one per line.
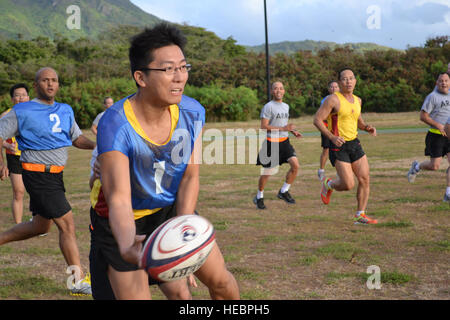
444, 193, 450, 203
407, 160, 419, 183
70, 273, 92, 296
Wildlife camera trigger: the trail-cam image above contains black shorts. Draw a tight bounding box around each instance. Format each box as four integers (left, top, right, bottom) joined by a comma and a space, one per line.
321, 134, 331, 149
256, 138, 297, 168
329, 138, 365, 167
425, 131, 449, 158
89, 204, 177, 299
21, 170, 71, 219
6, 154, 22, 174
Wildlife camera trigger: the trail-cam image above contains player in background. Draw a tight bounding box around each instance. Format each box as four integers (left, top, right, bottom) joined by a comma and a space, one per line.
0, 67, 95, 295
91, 97, 114, 136
407, 72, 450, 203
0, 83, 29, 223
314, 68, 378, 225
445, 116, 450, 202
318, 81, 340, 181
253, 81, 302, 210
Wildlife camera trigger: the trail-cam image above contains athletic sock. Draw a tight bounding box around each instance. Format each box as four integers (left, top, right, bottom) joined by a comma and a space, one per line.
327, 179, 334, 190
257, 190, 264, 199
356, 210, 365, 217
318, 169, 325, 174
415, 163, 420, 172
280, 183, 290, 193
446, 187, 450, 197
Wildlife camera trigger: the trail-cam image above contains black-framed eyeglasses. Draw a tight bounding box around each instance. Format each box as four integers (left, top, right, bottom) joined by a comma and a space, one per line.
139, 64, 192, 75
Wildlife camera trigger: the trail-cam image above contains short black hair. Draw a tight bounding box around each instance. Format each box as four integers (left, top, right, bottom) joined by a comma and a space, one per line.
338, 67, 355, 80
129, 23, 187, 86
9, 83, 29, 98
437, 71, 450, 79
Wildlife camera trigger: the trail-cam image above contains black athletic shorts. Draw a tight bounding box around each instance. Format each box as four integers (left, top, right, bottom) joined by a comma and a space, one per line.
425, 131, 449, 158
321, 134, 331, 149
6, 154, 22, 174
21, 170, 71, 219
89, 204, 177, 299
256, 138, 297, 168
329, 138, 365, 167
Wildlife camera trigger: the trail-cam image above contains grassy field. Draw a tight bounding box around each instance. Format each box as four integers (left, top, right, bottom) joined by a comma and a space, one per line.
0, 111, 448, 300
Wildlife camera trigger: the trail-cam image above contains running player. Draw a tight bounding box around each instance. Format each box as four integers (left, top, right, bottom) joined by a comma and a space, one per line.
91, 97, 114, 136
0, 83, 29, 223
318, 80, 340, 181
91, 23, 239, 300
313, 68, 378, 225
445, 116, 450, 202
253, 81, 302, 210
407, 72, 450, 202
0, 67, 96, 295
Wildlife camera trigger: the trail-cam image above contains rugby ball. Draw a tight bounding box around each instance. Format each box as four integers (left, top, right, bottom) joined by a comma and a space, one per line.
140, 214, 216, 282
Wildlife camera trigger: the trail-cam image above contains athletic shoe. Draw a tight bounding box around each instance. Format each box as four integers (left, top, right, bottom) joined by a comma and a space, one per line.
70, 273, 92, 296
318, 169, 325, 181
277, 190, 296, 204
444, 193, 450, 203
407, 160, 419, 183
320, 178, 333, 205
353, 213, 378, 225
253, 196, 266, 210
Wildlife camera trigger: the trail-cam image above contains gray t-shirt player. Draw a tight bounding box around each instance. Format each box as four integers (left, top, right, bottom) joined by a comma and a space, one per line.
421, 90, 450, 130
260, 100, 290, 139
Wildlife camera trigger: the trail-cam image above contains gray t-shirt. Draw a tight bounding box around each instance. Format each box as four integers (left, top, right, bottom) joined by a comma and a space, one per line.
92, 111, 105, 127
0, 99, 83, 166
260, 100, 290, 138
421, 90, 450, 129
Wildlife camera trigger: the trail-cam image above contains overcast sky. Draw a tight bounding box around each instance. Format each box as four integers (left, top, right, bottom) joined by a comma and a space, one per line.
130, 0, 450, 49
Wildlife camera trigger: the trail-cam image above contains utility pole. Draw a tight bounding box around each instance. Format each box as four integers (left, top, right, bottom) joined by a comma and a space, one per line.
264, 0, 271, 102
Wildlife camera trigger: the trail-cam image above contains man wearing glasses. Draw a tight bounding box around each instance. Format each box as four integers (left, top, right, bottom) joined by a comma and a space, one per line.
90, 23, 239, 299
1, 84, 29, 224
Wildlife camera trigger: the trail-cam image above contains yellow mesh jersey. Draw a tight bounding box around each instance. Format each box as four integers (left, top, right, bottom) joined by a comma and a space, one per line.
327, 92, 361, 141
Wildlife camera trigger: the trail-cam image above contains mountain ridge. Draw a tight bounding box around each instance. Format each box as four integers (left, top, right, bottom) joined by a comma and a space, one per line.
246, 39, 397, 55
0, 0, 162, 40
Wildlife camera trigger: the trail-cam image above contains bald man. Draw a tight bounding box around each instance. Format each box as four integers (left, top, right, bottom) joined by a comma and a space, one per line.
254, 81, 302, 210
0, 67, 96, 295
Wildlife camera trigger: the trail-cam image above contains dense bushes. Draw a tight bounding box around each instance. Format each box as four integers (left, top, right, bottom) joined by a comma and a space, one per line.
0, 26, 448, 127
184, 84, 259, 121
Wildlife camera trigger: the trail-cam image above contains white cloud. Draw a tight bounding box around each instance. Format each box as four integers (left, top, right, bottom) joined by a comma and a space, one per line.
416, 0, 450, 7
131, 0, 450, 49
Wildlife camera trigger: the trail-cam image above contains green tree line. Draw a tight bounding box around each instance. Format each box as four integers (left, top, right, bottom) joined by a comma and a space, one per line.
0, 25, 448, 127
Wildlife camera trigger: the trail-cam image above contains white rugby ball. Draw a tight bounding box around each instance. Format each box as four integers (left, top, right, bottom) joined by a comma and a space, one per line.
140, 214, 216, 282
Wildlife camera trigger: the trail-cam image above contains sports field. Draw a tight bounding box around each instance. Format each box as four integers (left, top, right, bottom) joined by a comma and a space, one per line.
0, 111, 448, 300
